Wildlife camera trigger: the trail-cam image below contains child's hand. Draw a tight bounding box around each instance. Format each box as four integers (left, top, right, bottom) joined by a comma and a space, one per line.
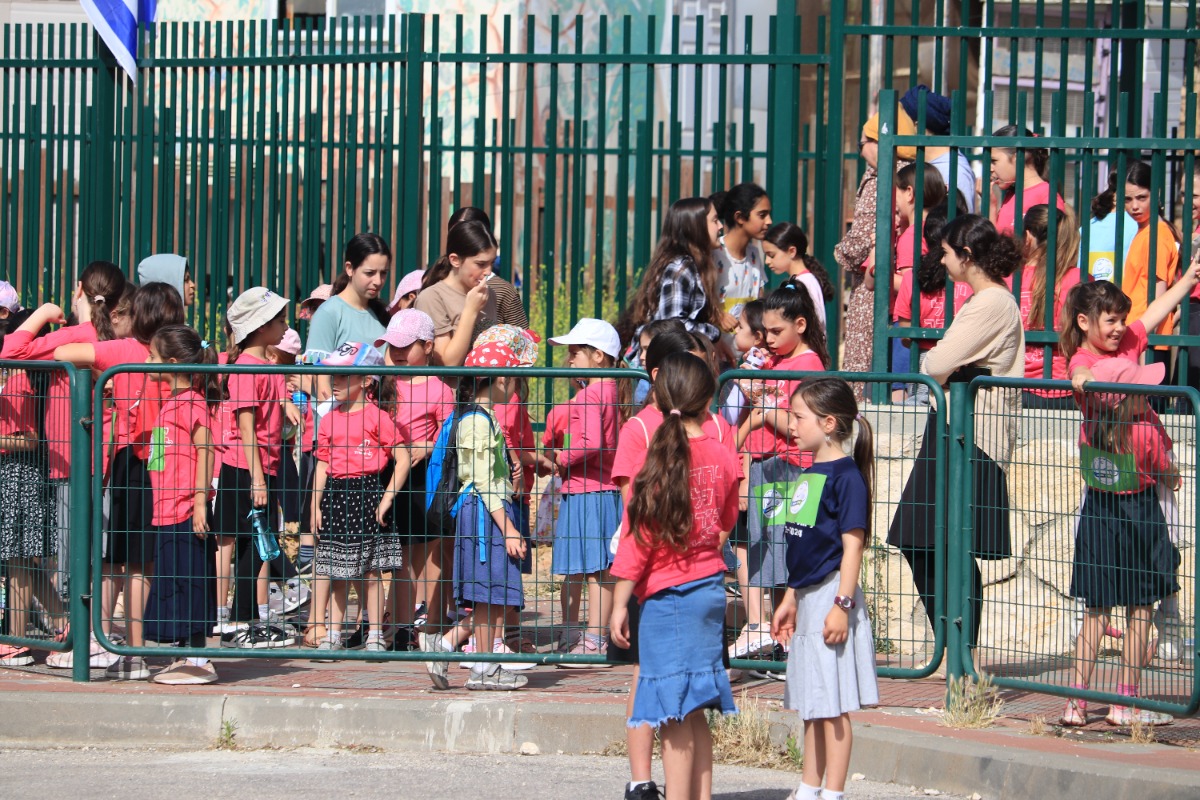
771, 591, 797, 644
823, 606, 850, 646
738, 475, 750, 512
375, 493, 394, 528
504, 529, 527, 560
312, 506, 323, 533
1071, 365, 1095, 393
251, 484, 268, 508
465, 277, 489, 315
511, 460, 525, 493
36, 303, 67, 326
609, 605, 630, 649
746, 408, 766, 432
719, 310, 738, 332
193, 505, 209, 537
535, 453, 556, 477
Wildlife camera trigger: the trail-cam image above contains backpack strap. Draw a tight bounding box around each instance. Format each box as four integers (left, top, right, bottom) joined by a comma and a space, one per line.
632, 415, 651, 448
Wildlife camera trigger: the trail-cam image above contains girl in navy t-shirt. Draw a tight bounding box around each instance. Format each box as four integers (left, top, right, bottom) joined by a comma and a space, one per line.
770, 377, 879, 800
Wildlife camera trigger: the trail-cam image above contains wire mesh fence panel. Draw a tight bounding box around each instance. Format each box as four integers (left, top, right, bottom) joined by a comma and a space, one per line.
966, 377, 1198, 721
0, 360, 76, 665
716, 370, 946, 678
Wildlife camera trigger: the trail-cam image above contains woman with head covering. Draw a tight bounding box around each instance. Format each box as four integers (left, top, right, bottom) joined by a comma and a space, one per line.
899, 85, 978, 213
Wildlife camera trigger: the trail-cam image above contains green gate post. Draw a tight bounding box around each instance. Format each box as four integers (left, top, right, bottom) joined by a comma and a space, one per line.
1118, 0, 1145, 139
85, 33, 120, 265
399, 14, 426, 276
823, 0, 846, 366
869, 93, 897, 404
771, 0, 798, 225
944, 381, 969, 685
68, 366, 93, 683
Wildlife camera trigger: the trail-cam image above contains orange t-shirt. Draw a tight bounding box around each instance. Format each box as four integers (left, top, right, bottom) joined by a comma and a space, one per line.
1122, 219, 1179, 343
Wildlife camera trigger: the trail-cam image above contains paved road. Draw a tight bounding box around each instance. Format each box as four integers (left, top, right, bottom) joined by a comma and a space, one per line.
0, 747, 971, 799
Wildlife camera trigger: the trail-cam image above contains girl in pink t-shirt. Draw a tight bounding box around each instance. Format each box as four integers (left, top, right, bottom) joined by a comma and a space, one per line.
2, 261, 128, 669
310, 342, 410, 653
54, 282, 186, 678
377, 309, 454, 640
988, 125, 1065, 236
610, 352, 740, 798
212, 287, 291, 643
546, 319, 628, 660
1008, 203, 1081, 409
141, 325, 222, 685
736, 280, 827, 657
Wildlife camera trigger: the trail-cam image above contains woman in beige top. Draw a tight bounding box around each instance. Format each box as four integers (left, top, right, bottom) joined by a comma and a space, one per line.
888, 214, 1025, 654
413, 220, 496, 367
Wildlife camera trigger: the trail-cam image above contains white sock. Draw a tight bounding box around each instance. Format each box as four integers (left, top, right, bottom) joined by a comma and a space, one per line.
627, 781, 652, 792
820, 789, 844, 800
327, 629, 341, 644
793, 784, 821, 800
186, 657, 209, 667
216, 606, 230, 621
257, 603, 270, 621
367, 631, 384, 643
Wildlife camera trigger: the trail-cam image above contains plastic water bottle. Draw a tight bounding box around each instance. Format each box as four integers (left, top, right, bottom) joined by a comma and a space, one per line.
291, 390, 309, 414
248, 508, 280, 562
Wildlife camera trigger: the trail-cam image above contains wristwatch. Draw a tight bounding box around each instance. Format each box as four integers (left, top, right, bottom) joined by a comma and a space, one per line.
833, 594, 855, 610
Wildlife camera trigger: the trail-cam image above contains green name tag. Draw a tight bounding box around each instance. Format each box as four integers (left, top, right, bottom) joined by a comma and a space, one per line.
147, 426, 167, 473
1080, 445, 1140, 493
753, 473, 827, 528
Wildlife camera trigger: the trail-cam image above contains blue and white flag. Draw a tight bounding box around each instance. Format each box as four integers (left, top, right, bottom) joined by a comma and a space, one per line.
79, 0, 157, 82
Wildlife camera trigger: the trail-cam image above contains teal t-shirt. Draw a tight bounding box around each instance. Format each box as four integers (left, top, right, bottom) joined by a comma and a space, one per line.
1080, 211, 1138, 283
303, 295, 387, 364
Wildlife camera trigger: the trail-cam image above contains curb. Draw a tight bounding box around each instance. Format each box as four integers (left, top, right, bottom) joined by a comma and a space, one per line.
1, 691, 1196, 800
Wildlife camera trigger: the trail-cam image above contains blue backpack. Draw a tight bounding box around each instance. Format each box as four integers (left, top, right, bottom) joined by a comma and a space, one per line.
424, 404, 486, 538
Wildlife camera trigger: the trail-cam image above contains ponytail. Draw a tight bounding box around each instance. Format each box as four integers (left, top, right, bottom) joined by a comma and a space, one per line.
79, 260, 126, 342
626, 352, 715, 551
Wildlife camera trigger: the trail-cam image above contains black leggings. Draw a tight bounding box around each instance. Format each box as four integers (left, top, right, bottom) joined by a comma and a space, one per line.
900, 547, 983, 650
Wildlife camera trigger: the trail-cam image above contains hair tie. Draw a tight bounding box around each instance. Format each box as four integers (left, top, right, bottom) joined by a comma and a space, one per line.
669, 409, 682, 417
783, 283, 797, 291
200, 340, 210, 350
856, 412, 865, 421
93, 295, 105, 304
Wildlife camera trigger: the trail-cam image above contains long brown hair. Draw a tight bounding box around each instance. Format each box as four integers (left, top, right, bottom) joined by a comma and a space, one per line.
332, 232, 392, 326
627, 352, 716, 552
1057, 280, 1131, 362
422, 221, 498, 290
793, 378, 875, 536
626, 197, 719, 330
1021, 203, 1080, 330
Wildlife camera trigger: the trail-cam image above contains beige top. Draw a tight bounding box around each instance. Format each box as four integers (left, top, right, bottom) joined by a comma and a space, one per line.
923, 286, 1025, 466
414, 279, 499, 339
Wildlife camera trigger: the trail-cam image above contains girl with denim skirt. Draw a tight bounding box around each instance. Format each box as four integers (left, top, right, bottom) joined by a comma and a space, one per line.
546, 318, 628, 660
141, 326, 221, 685
610, 351, 740, 800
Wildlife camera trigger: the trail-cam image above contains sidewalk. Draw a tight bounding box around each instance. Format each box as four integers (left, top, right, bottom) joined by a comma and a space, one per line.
0, 655, 1196, 800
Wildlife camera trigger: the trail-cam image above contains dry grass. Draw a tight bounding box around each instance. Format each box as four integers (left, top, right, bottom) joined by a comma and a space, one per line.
1025, 715, 1048, 736
1129, 716, 1157, 745
941, 675, 1004, 729
604, 694, 801, 772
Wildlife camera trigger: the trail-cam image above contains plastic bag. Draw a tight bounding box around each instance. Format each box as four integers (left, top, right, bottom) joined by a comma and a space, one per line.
532, 476, 563, 545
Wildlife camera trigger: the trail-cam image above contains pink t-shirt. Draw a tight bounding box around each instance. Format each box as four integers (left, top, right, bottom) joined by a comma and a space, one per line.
1007, 264, 1079, 391
541, 403, 569, 449
93, 338, 164, 462
225, 353, 284, 477
894, 224, 926, 272
996, 183, 1065, 237
610, 433, 741, 602
612, 406, 741, 485
148, 389, 213, 526
0, 371, 37, 453
742, 350, 824, 466
394, 376, 454, 444
893, 271, 974, 349
554, 380, 621, 494
494, 396, 535, 500
1, 322, 98, 480
315, 403, 400, 478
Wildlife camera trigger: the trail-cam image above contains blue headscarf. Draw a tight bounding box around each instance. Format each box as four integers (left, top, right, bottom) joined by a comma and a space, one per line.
900, 85, 953, 135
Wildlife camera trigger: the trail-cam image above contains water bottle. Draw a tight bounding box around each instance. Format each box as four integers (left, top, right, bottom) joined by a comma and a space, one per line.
248, 508, 280, 562
291, 390, 309, 414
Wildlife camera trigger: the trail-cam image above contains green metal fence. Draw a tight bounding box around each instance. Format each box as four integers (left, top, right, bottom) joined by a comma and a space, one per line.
963, 376, 1199, 718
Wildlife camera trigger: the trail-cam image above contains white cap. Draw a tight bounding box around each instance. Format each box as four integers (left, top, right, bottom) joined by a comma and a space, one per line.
549, 318, 621, 360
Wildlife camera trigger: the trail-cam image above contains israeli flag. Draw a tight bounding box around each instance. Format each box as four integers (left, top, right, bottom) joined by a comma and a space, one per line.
79, 0, 157, 82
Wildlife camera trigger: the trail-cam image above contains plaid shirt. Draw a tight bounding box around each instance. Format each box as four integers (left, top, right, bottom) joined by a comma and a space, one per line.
628, 257, 720, 364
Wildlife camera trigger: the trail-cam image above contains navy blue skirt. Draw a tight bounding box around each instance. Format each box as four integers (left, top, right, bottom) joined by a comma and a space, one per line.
629, 573, 736, 728
453, 493, 526, 609
144, 520, 216, 643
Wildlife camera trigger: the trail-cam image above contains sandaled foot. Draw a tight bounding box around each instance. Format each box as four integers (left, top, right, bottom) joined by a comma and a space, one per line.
1060, 698, 1087, 727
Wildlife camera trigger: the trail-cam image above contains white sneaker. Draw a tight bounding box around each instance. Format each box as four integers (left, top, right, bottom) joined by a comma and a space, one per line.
728, 627, 773, 658
46, 639, 120, 669
493, 640, 536, 671
1157, 638, 1182, 663
212, 620, 247, 635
